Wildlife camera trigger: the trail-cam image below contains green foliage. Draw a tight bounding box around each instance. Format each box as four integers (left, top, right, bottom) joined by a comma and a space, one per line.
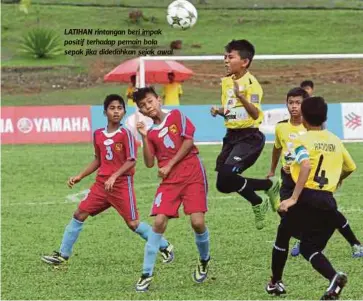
20, 27, 63, 58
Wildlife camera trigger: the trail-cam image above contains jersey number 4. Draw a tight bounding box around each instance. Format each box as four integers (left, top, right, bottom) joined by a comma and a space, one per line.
105, 145, 113, 160
314, 154, 329, 189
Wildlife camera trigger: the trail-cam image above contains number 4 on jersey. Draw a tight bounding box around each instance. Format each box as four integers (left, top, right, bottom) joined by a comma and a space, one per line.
314, 154, 329, 189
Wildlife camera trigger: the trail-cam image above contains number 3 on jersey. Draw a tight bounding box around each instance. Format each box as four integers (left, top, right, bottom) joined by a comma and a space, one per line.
105, 145, 113, 160
314, 154, 329, 189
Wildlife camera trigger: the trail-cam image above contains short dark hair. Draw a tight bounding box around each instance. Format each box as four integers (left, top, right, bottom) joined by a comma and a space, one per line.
130, 75, 136, 81
286, 87, 309, 102
225, 39, 255, 68
133, 86, 158, 105
300, 80, 314, 89
103, 94, 126, 111
301, 96, 327, 126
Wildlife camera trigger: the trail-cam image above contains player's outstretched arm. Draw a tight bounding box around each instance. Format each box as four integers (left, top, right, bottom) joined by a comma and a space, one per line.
67, 156, 100, 188
268, 146, 282, 178
210, 106, 224, 117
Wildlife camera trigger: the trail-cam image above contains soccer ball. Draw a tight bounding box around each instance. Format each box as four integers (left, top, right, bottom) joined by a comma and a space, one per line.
167, 0, 198, 30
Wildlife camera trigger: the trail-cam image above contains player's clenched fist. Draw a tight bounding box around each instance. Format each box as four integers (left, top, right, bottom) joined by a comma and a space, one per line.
67, 175, 82, 188
136, 121, 147, 137
210, 106, 219, 117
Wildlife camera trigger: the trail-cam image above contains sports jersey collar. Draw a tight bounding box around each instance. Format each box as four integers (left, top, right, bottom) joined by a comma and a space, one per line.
288, 119, 303, 128
102, 125, 123, 138
149, 113, 171, 131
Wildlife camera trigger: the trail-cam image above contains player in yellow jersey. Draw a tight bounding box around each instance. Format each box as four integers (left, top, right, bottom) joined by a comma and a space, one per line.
210, 39, 280, 230
126, 75, 136, 106
266, 89, 363, 297
162, 72, 183, 106
267, 97, 357, 300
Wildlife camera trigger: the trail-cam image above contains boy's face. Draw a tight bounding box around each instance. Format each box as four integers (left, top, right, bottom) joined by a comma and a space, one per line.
168, 73, 175, 82
104, 100, 125, 123
137, 93, 161, 118
287, 96, 303, 117
302, 86, 313, 97
224, 50, 249, 75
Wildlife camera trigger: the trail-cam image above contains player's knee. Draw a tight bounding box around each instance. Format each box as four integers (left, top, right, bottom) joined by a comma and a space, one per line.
216, 171, 235, 193
191, 215, 206, 233
73, 209, 89, 222
300, 242, 315, 261
153, 215, 168, 233
126, 220, 139, 231
275, 225, 291, 249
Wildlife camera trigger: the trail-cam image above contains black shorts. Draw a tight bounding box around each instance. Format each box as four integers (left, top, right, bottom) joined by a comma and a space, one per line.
278, 188, 338, 241
299, 205, 340, 252
280, 168, 295, 201
215, 128, 265, 173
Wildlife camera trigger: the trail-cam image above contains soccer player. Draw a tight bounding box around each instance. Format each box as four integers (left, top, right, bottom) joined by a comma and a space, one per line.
210, 39, 280, 230
300, 80, 314, 97
162, 72, 183, 105
133, 87, 210, 292
266, 96, 357, 300
41, 94, 174, 266
126, 75, 137, 106
267, 87, 363, 262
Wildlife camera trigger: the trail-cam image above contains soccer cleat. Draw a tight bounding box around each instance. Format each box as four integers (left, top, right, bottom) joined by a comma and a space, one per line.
192, 257, 210, 283
291, 241, 301, 257
135, 273, 153, 292
266, 176, 281, 212
41, 251, 68, 266
321, 272, 347, 300
352, 244, 363, 258
252, 195, 269, 230
265, 279, 286, 296
160, 243, 174, 263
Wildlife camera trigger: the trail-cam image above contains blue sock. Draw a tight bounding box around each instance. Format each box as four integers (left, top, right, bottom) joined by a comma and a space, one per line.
195, 228, 210, 261
143, 230, 162, 276
59, 217, 84, 258
135, 222, 169, 249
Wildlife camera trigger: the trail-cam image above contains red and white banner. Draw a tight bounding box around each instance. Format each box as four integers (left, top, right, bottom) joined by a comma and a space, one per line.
0, 106, 92, 144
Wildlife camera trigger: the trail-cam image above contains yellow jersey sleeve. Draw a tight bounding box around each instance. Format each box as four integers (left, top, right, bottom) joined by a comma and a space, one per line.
342, 144, 356, 172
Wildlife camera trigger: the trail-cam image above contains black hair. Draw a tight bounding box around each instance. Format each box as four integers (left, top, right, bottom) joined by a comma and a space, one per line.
300, 80, 314, 89
225, 39, 255, 68
301, 96, 327, 126
130, 75, 136, 81
286, 87, 309, 102
103, 94, 126, 111
133, 86, 158, 105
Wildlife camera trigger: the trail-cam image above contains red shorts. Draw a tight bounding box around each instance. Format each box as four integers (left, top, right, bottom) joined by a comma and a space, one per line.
79, 176, 138, 221
151, 156, 208, 218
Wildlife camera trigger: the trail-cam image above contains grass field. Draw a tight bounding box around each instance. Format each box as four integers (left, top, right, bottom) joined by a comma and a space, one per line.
2, 143, 363, 300
26, 0, 363, 9
2, 4, 363, 67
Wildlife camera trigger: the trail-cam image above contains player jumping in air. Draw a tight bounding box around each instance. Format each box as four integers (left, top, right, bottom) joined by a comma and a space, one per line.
41, 94, 174, 267
211, 39, 280, 230
133, 87, 210, 292
266, 96, 356, 300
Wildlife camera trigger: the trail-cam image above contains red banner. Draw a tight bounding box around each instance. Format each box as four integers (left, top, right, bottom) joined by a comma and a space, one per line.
1, 106, 92, 144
